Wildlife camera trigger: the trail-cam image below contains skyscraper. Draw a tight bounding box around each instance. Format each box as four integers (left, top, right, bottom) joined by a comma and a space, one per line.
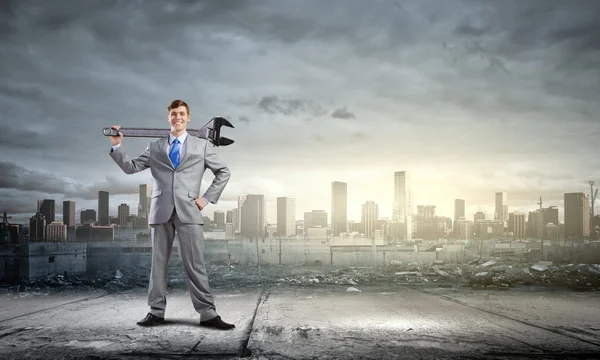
454, 199, 465, 221
236, 195, 247, 233
29, 213, 46, 241
277, 197, 296, 237
98, 191, 109, 226
495, 192, 508, 229
80, 209, 97, 224
509, 212, 526, 239
213, 211, 225, 229
393, 171, 412, 240
361, 201, 379, 239
331, 181, 347, 236
564, 192, 590, 239
63, 200, 75, 228
139, 184, 151, 217
232, 208, 239, 234
118, 203, 130, 227
241, 194, 266, 238
38, 199, 55, 224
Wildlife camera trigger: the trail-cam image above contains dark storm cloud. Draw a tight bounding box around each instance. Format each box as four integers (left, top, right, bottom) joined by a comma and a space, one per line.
239, 116, 250, 124
0, 161, 142, 200
257, 95, 327, 117
0, 191, 38, 214
0, 128, 47, 149
331, 107, 355, 120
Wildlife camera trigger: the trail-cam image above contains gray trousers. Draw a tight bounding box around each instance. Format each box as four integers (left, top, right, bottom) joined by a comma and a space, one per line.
147, 209, 217, 321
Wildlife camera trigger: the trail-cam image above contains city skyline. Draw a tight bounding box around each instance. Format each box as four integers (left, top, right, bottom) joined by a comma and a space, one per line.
1, 1, 599, 224
10, 177, 598, 226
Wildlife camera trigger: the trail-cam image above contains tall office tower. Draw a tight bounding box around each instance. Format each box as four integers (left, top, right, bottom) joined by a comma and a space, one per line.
29, 213, 46, 241
38, 199, 55, 224
236, 196, 247, 233
241, 194, 266, 239
232, 208, 239, 233
564, 192, 590, 239
277, 197, 296, 237
527, 211, 543, 239
331, 181, 348, 236
541, 207, 559, 227
118, 203, 130, 227
509, 212, 526, 239
80, 209, 97, 224
495, 192, 508, 229
226, 210, 233, 224
361, 201, 379, 239
98, 191, 109, 226
304, 210, 328, 234
541, 206, 560, 239
393, 171, 413, 241
139, 184, 151, 217
454, 199, 465, 221
214, 211, 225, 229
453, 199, 465, 238
63, 200, 75, 228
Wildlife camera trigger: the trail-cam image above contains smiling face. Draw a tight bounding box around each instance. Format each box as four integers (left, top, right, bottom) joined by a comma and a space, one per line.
168, 105, 190, 132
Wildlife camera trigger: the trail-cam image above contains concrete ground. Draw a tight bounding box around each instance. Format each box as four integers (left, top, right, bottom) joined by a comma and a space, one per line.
1, 284, 599, 360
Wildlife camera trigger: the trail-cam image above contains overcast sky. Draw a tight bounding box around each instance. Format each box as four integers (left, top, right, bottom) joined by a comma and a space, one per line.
1, 0, 599, 224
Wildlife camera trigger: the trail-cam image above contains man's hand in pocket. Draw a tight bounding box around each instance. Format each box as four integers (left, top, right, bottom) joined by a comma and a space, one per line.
195, 197, 208, 210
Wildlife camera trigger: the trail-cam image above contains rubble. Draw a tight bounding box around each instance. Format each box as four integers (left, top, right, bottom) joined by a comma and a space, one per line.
1, 259, 600, 294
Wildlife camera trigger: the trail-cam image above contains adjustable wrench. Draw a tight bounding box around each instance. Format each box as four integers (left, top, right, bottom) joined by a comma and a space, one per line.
102, 116, 234, 146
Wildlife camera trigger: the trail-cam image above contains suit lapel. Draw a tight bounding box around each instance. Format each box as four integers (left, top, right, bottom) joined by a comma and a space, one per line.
158, 137, 175, 170
179, 135, 195, 167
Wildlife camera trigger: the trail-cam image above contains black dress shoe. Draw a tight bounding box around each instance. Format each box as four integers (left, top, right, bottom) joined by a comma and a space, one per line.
200, 315, 235, 330
136, 313, 165, 327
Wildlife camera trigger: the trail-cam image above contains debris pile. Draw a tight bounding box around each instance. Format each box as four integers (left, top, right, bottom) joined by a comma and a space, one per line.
2, 259, 599, 293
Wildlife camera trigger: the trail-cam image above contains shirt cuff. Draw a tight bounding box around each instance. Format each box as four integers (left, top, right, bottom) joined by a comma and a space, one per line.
110, 144, 121, 152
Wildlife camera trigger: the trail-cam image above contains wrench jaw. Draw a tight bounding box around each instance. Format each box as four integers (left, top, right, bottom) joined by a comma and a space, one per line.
201, 116, 235, 147
218, 137, 234, 146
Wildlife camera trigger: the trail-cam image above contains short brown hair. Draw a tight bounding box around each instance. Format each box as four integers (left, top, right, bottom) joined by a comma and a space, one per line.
168, 100, 190, 116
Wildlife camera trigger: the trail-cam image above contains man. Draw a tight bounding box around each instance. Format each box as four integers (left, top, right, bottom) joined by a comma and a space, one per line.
108, 99, 234, 330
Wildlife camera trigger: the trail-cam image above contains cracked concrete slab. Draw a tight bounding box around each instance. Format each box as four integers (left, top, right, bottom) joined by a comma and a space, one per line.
0, 288, 261, 359
2, 285, 600, 359
246, 285, 600, 359
419, 286, 600, 345
0, 290, 106, 321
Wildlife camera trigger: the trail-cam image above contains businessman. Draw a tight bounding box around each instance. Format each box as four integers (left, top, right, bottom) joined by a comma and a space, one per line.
108, 99, 234, 330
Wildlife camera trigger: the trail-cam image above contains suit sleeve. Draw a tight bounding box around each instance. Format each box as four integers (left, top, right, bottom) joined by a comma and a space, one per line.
109, 143, 151, 174
202, 141, 230, 204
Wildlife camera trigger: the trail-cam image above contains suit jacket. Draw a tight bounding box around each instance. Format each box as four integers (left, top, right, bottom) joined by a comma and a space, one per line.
109, 135, 230, 225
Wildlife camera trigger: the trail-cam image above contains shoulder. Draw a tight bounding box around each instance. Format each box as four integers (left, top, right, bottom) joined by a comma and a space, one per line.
146, 138, 166, 150
187, 135, 208, 147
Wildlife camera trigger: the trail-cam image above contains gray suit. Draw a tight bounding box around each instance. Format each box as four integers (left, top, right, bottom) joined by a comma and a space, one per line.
110, 134, 230, 320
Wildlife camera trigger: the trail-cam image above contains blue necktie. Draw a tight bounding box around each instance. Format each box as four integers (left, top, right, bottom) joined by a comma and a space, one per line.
169, 139, 180, 168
